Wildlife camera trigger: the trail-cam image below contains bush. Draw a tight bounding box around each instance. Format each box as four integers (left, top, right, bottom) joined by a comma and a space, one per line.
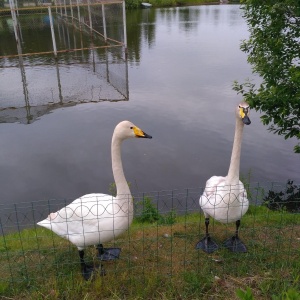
262, 180, 300, 212
136, 196, 161, 223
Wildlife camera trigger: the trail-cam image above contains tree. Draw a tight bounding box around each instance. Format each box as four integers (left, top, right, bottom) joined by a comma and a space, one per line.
233, 0, 300, 153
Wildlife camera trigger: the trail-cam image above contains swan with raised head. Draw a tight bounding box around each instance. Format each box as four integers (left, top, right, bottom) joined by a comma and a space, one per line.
196, 102, 251, 253
37, 121, 152, 279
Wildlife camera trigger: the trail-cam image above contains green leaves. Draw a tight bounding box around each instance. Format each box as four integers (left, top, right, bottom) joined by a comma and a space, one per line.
236, 287, 254, 300
235, 0, 300, 153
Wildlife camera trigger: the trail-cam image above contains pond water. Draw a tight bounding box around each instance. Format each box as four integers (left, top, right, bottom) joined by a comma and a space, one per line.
0, 5, 299, 218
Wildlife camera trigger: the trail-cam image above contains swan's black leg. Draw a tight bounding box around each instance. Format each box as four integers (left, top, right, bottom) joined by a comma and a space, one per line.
196, 217, 219, 253
223, 220, 247, 252
95, 244, 122, 276
95, 244, 106, 276
79, 250, 94, 280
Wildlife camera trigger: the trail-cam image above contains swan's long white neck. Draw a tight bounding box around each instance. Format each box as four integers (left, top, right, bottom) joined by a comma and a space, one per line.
111, 135, 131, 198
225, 117, 244, 185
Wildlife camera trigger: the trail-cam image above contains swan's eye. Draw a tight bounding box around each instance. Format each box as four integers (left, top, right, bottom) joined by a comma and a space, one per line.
130, 126, 133, 129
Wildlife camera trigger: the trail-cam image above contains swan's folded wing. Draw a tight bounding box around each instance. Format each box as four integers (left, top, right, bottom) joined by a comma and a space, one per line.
203, 176, 226, 197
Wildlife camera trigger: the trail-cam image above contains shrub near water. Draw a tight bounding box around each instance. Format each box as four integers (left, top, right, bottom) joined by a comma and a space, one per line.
125, 0, 217, 9
263, 180, 300, 212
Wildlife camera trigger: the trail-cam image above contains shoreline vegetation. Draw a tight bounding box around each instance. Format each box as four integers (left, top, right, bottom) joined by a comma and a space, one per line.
126, 0, 240, 9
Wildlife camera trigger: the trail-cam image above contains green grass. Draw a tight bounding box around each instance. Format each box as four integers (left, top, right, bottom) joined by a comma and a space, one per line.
0, 206, 300, 299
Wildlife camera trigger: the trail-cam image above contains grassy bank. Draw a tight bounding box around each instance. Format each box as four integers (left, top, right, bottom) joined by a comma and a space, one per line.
1, 205, 300, 299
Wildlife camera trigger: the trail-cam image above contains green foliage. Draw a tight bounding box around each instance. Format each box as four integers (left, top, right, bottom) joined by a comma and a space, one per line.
158, 209, 177, 225
135, 196, 177, 224
136, 196, 161, 223
233, 0, 300, 153
236, 287, 254, 300
125, 0, 217, 9
182, 271, 213, 296
272, 289, 300, 300
262, 180, 300, 212
108, 182, 117, 197
125, 0, 142, 9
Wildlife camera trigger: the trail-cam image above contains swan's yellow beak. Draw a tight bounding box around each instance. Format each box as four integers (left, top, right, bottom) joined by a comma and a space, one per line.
133, 126, 152, 139
239, 107, 246, 119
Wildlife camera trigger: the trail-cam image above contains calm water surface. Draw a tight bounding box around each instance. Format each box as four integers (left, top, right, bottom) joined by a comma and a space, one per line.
0, 5, 299, 215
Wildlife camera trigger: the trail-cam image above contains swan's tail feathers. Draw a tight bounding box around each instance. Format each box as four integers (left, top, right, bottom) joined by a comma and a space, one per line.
37, 219, 51, 230
37, 212, 58, 230
96, 244, 121, 261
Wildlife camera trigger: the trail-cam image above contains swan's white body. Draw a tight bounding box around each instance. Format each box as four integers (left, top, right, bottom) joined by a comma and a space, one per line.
199, 102, 250, 224
37, 121, 151, 251
38, 192, 133, 250
199, 177, 248, 224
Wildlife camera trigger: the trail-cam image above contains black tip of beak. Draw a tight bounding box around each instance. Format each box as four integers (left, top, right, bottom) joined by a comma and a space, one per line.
143, 132, 152, 139
242, 116, 251, 125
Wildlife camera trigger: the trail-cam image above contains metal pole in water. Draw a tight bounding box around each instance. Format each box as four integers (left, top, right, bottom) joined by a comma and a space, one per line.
87, 0, 93, 32
48, 7, 58, 57
54, 0, 58, 14
64, 0, 67, 17
14, 0, 19, 17
122, 0, 127, 56
102, 4, 107, 42
9, 0, 19, 43
70, 0, 74, 21
76, 0, 81, 30
60, 0, 63, 17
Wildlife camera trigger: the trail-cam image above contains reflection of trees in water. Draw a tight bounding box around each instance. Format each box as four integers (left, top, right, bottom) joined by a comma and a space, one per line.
126, 6, 244, 64
126, 8, 156, 64
234, 1, 300, 153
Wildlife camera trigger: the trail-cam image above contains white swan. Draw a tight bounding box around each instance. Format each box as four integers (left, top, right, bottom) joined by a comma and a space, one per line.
37, 120, 152, 279
196, 102, 251, 253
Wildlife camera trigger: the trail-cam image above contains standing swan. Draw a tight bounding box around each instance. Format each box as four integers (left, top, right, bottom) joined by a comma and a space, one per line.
196, 102, 251, 253
37, 121, 152, 280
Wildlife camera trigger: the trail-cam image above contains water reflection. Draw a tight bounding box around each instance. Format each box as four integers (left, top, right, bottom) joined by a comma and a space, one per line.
0, 12, 129, 124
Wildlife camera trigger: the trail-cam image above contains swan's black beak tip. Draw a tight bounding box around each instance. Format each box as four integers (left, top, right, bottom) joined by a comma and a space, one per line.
242, 117, 251, 125
139, 132, 152, 139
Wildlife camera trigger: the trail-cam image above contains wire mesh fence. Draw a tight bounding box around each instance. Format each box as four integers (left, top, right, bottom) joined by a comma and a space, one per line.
0, 182, 299, 298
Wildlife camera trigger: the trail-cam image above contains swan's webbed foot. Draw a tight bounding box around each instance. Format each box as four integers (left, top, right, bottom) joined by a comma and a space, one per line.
223, 236, 247, 253
81, 263, 95, 281
96, 244, 121, 261
196, 236, 219, 253
81, 263, 106, 280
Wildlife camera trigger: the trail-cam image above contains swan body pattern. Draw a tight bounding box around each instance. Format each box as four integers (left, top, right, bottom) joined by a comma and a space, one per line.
196, 102, 251, 253
39, 192, 133, 250
200, 176, 249, 224
37, 120, 152, 279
